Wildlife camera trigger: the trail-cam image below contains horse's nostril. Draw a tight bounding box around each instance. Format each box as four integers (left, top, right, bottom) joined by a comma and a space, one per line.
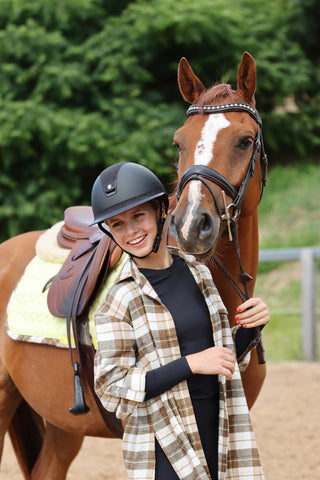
199, 213, 214, 238
169, 214, 178, 239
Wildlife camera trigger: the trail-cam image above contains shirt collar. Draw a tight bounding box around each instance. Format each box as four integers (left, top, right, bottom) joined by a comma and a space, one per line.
114, 247, 199, 293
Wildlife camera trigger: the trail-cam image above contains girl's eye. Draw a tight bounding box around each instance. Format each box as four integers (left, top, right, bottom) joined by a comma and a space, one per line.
111, 221, 122, 228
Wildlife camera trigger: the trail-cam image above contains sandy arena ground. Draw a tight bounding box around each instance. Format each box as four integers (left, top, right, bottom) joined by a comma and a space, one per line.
1, 361, 320, 479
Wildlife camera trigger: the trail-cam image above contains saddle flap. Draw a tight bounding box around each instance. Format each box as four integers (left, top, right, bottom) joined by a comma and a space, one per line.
47, 234, 122, 318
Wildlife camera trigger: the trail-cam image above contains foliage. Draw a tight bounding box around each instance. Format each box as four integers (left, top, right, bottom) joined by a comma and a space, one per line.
287, 0, 320, 66
0, 0, 319, 241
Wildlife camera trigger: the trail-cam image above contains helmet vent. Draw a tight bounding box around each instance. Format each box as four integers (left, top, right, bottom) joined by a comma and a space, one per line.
105, 182, 116, 195
100, 162, 124, 196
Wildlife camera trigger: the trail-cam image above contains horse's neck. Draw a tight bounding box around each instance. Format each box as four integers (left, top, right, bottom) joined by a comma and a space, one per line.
209, 210, 259, 322
166, 204, 259, 323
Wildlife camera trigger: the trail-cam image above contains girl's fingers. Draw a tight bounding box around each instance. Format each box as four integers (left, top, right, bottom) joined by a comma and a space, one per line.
237, 311, 269, 324
235, 298, 270, 327
236, 298, 257, 312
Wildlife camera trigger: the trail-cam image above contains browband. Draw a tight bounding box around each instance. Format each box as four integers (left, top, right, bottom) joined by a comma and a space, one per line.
186, 102, 262, 126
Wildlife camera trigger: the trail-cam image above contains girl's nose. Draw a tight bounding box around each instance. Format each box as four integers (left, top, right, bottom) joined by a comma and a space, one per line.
127, 219, 138, 234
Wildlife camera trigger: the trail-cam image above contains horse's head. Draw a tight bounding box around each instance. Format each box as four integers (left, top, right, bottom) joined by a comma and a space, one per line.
169, 52, 267, 259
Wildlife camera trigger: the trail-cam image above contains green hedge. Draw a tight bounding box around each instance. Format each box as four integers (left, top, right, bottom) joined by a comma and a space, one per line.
1, 0, 319, 241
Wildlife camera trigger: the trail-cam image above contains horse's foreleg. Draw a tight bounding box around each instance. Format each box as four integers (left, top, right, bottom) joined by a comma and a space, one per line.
241, 349, 267, 410
0, 363, 22, 461
31, 422, 84, 480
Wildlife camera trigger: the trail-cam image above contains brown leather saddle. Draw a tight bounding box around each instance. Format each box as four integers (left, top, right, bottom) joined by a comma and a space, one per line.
45, 206, 123, 437
47, 206, 121, 319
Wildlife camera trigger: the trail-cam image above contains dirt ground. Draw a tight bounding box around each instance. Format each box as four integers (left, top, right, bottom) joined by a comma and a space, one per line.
1, 361, 320, 479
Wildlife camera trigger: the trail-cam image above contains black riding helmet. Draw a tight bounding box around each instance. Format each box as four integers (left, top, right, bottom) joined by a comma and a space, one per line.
91, 162, 169, 258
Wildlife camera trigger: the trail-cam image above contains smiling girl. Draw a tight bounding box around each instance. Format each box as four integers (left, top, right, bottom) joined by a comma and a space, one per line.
92, 162, 268, 480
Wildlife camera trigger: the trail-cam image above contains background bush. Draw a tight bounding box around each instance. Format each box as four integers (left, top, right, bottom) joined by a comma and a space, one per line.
0, 0, 319, 241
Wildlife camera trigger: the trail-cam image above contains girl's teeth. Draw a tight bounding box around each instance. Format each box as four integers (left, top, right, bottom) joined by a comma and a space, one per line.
129, 236, 145, 245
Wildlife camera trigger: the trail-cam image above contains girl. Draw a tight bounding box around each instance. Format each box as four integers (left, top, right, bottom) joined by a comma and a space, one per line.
92, 162, 268, 480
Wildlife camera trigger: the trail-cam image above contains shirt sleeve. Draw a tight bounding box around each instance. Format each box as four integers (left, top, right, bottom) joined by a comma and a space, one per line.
235, 325, 255, 357
145, 326, 263, 398
235, 324, 265, 358
94, 290, 147, 421
232, 324, 265, 371
145, 357, 193, 400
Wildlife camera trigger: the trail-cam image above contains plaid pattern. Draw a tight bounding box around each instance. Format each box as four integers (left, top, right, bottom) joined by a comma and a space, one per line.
94, 247, 264, 480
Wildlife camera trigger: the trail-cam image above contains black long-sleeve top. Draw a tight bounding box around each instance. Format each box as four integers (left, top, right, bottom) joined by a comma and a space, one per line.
139, 254, 258, 478
140, 255, 256, 400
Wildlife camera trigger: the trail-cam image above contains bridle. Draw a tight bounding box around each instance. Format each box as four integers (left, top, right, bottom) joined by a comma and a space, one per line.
177, 102, 268, 216
176, 102, 268, 363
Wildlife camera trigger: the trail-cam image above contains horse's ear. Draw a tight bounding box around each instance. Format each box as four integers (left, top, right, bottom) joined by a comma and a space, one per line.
178, 57, 206, 104
237, 52, 256, 105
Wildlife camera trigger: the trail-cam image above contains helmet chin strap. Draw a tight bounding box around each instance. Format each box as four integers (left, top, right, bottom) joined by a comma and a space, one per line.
97, 200, 167, 260
149, 200, 167, 255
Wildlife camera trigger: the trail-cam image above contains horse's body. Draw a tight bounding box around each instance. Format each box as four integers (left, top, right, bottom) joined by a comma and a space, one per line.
0, 52, 267, 479
0, 231, 114, 479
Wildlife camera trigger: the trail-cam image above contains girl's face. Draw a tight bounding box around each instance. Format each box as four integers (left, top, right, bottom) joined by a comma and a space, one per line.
107, 202, 158, 258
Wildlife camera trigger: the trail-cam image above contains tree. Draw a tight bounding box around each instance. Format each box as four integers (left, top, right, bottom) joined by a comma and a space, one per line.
0, 0, 318, 241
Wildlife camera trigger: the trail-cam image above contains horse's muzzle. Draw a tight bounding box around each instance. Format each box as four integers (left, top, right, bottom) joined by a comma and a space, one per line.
169, 207, 220, 257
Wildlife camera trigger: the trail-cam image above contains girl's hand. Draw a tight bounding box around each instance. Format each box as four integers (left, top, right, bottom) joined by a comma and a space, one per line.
235, 297, 270, 329
186, 346, 235, 380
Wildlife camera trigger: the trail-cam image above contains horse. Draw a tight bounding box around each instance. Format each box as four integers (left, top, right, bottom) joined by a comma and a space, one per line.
0, 51, 267, 479
169, 51, 268, 409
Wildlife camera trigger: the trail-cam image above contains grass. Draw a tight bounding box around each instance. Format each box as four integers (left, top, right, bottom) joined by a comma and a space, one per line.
254, 162, 320, 361
258, 162, 320, 249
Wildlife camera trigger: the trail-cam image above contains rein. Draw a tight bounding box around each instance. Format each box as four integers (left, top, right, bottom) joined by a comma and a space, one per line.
176, 102, 268, 364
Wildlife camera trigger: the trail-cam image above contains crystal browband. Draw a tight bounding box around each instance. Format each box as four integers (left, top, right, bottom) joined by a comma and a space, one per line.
186, 102, 262, 126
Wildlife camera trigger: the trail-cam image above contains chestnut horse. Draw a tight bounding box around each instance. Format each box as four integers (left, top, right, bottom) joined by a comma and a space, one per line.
0, 52, 267, 479
169, 51, 268, 408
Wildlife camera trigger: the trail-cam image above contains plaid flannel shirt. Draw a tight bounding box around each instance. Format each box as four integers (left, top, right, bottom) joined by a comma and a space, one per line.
94, 247, 264, 480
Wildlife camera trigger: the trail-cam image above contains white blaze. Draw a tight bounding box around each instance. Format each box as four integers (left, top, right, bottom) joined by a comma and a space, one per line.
180, 114, 230, 240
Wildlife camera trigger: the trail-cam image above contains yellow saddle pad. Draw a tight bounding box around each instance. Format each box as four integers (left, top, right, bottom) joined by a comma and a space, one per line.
6, 230, 126, 349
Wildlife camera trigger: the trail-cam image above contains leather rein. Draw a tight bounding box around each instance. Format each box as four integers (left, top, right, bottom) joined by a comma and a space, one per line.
176, 102, 268, 363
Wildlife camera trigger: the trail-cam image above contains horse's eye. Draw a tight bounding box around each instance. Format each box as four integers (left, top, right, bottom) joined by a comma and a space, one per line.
238, 137, 253, 149
173, 140, 181, 152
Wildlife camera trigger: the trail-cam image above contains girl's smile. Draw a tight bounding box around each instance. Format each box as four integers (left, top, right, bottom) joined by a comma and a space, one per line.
127, 234, 147, 246
107, 201, 172, 269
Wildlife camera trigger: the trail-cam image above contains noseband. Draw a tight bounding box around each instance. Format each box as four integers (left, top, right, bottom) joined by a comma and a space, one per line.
176, 102, 268, 218
175, 102, 268, 364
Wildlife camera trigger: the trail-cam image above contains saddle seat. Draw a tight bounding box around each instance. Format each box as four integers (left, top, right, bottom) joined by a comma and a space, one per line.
57, 206, 102, 249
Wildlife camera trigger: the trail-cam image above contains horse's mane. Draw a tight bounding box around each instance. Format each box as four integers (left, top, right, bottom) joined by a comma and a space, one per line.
198, 83, 235, 106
